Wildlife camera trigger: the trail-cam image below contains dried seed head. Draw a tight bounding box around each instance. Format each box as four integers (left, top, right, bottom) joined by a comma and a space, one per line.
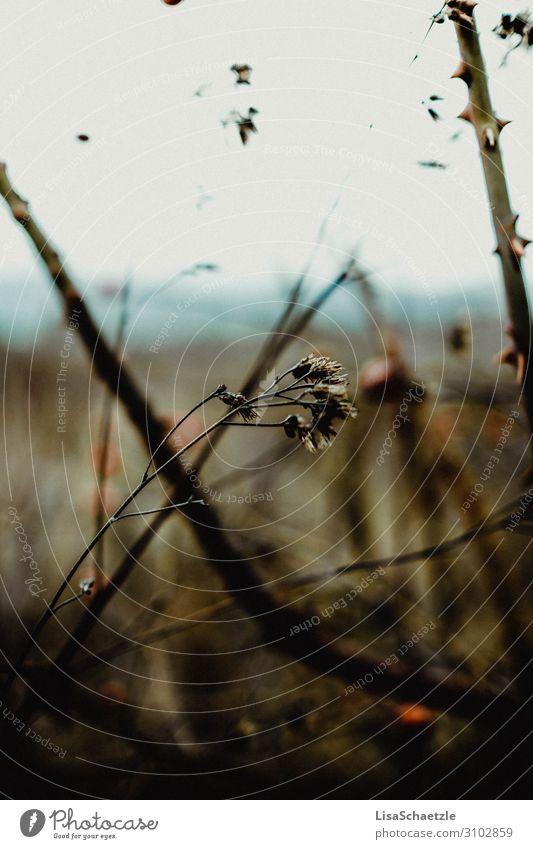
311, 416, 338, 450
282, 414, 305, 439
292, 354, 345, 383
297, 425, 318, 454
219, 391, 258, 422
311, 381, 349, 399
327, 398, 359, 420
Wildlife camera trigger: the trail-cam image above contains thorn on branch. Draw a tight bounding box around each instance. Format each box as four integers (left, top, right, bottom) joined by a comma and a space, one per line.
457, 104, 473, 123
451, 60, 472, 86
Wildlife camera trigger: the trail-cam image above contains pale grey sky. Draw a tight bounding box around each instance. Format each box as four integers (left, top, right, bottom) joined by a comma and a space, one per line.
1, 0, 533, 298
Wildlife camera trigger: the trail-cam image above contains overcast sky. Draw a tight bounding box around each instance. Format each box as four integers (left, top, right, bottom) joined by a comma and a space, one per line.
2, 0, 533, 300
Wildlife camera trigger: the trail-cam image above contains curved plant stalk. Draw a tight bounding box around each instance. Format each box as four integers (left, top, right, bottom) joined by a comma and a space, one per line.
0, 162, 253, 580
4, 359, 357, 693
448, 4, 533, 439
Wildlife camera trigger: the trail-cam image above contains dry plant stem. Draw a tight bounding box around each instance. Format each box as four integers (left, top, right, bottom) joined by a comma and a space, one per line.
452, 13, 533, 438
8, 371, 321, 687
53, 509, 169, 673
287, 500, 519, 587
56, 269, 359, 673
4, 390, 237, 688
0, 164, 247, 571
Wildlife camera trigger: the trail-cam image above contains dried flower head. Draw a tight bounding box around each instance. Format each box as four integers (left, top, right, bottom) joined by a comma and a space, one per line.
282, 414, 305, 439
291, 354, 345, 383
311, 381, 349, 399
279, 355, 356, 451
219, 390, 258, 422
282, 414, 317, 452
297, 425, 318, 453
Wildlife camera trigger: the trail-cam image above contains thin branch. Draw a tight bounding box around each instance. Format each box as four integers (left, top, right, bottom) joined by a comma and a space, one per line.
286, 492, 524, 588
141, 386, 224, 482
111, 496, 204, 522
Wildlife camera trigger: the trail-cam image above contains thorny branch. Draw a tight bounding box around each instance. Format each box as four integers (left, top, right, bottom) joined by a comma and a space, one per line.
447, 2, 533, 444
